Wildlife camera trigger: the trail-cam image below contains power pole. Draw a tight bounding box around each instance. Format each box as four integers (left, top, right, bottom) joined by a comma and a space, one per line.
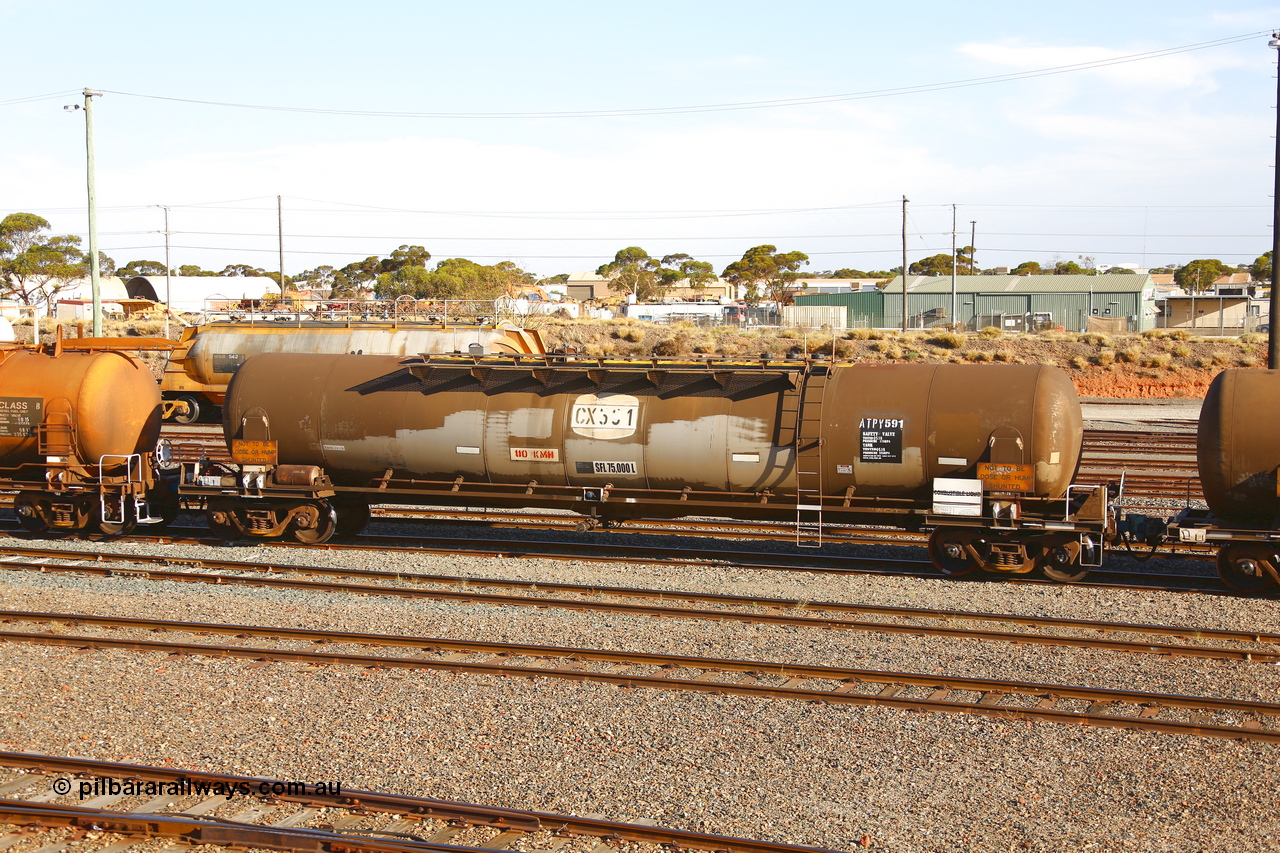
969, 220, 976, 273
901, 196, 909, 332
159, 205, 172, 339
1271, 34, 1280, 366
277, 195, 286, 297
66, 89, 104, 336
951, 204, 958, 329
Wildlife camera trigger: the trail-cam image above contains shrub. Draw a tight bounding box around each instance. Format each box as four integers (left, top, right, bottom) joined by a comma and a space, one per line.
1069, 355, 1088, 369
1240, 332, 1266, 344
1239, 354, 1261, 367
977, 326, 1001, 339
1117, 346, 1142, 364
652, 337, 682, 356
1210, 351, 1231, 367
1079, 332, 1113, 348
1095, 350, 1116, 367
964, 350, 994, 362
1172, 344, 1191, 358
1141, 353, 1172, 368
928, 330, 965, 349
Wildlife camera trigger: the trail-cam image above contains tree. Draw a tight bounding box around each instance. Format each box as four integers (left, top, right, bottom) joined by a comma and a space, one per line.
1053, 260, 1088, 275
117, 259, 168, 277
0, 212, 86, 307
1250, 251, 1272, 283
1012, 261, 1042, 276
721, 244, 809, 304
380, 245, 430, 274
657, 253, 718, 296
909, 251, 976, 278
1176, 258, 1232, 293
334, 256, 383, 297
908, 253, 955, 277
293, 265, 337, 292
377, 257, 525, 301
597, 247, 661, 300
218, 263, 266, 277
177, 264, 218, 276
262, 271, 293, 289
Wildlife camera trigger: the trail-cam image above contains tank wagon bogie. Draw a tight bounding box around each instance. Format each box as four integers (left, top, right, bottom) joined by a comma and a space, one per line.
0, 343, 175, 535
179, 352, 1113, 580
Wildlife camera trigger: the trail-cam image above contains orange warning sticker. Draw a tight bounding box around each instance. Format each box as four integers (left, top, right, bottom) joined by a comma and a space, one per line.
978, 462, 1034, 493
231, 439, 278, 466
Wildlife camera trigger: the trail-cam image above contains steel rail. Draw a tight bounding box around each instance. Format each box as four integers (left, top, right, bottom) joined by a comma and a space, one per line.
2, 613, 1277, 743
0, 753, 837, 853
0, 523, 1237, 594
1, 553, 1275, 660
0, 800, 498, 853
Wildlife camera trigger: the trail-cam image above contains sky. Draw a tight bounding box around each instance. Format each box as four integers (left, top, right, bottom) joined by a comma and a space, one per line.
3, 0, 1280, 281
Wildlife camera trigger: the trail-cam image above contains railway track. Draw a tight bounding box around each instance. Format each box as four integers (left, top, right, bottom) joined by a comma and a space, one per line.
0, 753, 826, 853
4, 611, 1278, 743
0, 546, 1272, 660
0, 523, 1236, 594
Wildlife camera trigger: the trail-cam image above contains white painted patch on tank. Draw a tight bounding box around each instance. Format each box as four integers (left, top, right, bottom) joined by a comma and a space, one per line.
570, 392, 640, 439
1035, 460, 1061, 486
317, 409, 485, 476
645, 415, 777, 490
501, 408, 554, 439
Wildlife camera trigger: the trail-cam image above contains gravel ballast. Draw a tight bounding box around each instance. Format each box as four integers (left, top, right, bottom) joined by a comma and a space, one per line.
1, 530, 1279, 852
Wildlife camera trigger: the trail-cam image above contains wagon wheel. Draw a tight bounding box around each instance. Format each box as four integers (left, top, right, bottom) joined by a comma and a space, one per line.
206, 505, 241, 541
96, 502, 137, 537
147, 486, 183, 529
13, 494, 49, 534
171, 394, 202, 425
292, 500, 338, 544
1216, 543, 1279, 594
333, 501, 371, 539
927, 527, 986, 577
1038, 538, 1091, 584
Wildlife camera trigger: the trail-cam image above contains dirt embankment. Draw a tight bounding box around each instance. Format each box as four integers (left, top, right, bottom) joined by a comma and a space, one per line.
535, 320, 1270, 400
20, 317, 1264, 400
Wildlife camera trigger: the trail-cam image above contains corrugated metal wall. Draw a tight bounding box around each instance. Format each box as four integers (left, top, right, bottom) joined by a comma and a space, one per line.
795, 288, 1154, 331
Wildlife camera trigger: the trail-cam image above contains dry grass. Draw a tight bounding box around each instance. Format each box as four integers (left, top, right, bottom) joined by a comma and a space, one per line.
927, 331, 965, 349
1078, 332, 1113, 347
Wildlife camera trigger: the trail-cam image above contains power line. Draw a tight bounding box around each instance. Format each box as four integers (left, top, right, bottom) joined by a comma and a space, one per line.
91, 31, 1269, 119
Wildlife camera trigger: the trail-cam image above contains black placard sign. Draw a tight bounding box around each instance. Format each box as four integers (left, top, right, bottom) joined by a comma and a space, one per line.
859, 417, 904, 463
0, 397, 42, 438
212, 353, 247, 375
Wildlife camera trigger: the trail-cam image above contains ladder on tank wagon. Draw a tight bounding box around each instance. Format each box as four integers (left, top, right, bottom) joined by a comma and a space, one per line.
792, 366, 827, 547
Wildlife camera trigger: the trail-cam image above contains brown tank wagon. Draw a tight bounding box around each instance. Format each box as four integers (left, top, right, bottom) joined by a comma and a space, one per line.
180, 352, 1114, 581
1163, 369, 1280, 592
0, 340, 174, 534
160, 321, 545, 424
